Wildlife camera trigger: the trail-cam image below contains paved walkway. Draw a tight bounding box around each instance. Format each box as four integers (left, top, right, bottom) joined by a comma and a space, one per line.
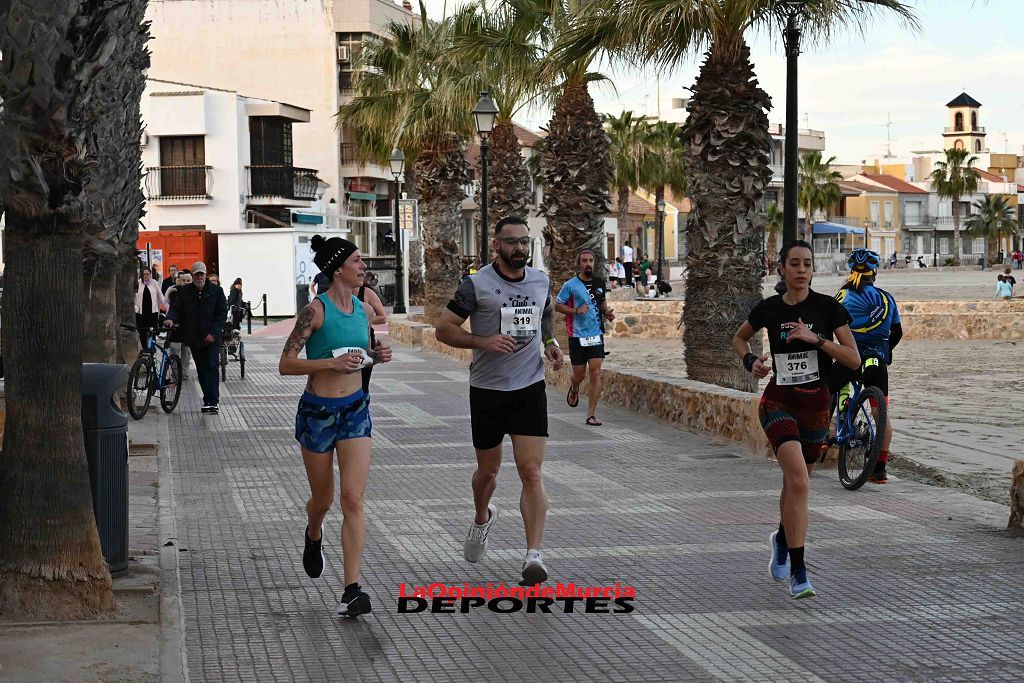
165, 336, 1023, 682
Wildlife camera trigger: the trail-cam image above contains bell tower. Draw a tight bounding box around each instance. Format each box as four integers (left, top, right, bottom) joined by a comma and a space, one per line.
943, 92, 987, 154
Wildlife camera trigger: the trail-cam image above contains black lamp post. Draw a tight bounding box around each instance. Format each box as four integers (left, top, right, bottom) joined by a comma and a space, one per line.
656, 198, 666, 295
782, 1, 805, 247
932, 221, 938, 268
473, 91, 499, 265
389, 148, 407, 315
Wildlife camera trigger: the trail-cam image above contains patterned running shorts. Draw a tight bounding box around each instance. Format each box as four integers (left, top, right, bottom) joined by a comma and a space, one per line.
758, 379, 830, 464
295, 390, 372, 453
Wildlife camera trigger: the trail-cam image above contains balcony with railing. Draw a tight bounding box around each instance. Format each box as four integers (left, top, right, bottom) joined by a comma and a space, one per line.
144, 165, 212, 201
245, 165, 320, 203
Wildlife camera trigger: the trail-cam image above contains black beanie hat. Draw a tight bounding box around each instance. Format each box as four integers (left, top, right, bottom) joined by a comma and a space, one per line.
311, 235, 358, 275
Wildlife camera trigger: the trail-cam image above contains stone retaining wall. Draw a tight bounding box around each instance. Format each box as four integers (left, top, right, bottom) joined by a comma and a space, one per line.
387, 317, 770, 455
604, 299, 1023, 341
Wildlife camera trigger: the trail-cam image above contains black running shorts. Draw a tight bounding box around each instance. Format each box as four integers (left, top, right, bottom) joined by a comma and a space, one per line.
567, 337, 606, 366
469, 380, 548, 450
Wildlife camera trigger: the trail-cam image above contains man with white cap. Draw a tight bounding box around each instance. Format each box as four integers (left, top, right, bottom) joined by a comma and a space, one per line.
165, 261, 227, 413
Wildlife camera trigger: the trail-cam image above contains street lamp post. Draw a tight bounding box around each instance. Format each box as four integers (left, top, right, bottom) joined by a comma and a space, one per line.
782, 1, 804, 247
932, 221, 938, 268
656, 198, 666, 296
389, 148, 406, 315
473, 92, 499, 265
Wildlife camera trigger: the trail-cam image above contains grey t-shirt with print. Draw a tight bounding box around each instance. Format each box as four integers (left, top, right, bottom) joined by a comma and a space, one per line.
446, 263, 552, 391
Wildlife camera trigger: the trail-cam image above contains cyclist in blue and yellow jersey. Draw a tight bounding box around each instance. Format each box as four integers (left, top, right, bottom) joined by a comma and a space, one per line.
828, 248, 903, 484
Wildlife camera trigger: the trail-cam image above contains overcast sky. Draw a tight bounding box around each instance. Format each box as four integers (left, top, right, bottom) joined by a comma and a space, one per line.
420, 0, 1024, 164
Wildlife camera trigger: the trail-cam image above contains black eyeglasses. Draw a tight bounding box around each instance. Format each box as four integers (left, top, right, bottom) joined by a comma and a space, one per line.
498, 237, 533, 247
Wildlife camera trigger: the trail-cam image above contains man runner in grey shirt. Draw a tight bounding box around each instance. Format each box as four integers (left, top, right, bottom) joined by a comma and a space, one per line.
435, 216, 564, 586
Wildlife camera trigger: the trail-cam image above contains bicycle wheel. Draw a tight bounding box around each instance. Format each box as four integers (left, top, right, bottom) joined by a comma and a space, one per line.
220, 344, 228, 381
160, 354, 183, 413
126, 355, 154, 420
838, 386, 887, 490
238, 341, 245, 379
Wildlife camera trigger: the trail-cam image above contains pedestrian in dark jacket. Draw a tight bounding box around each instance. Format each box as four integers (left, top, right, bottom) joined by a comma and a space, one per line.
165, 261, 227, 414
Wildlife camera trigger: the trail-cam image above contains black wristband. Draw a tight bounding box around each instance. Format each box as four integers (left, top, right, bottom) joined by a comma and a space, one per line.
743, 353, 758, 372
815, 335, 826, 349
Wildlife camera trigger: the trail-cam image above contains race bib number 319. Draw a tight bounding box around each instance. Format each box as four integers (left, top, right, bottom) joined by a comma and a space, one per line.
501, 306, 540, 338
774, 351, 820, 386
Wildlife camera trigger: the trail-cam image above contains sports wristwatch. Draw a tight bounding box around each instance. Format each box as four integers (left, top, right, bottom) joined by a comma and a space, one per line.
544, 337, 560, 348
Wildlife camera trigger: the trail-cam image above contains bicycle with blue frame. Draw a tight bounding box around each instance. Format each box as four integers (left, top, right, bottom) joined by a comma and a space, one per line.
121, 323, 183, 419
823, 358, 888, 490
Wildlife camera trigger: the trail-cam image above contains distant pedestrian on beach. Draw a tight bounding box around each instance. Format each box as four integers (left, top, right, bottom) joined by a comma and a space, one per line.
995, 275, 1012, 301
621, 241, 634, 288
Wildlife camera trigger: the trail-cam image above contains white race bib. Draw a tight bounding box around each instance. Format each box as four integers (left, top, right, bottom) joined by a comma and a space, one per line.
500, 306, 540, 338
578, 334, 603, 347
774, 351, 820, 386
333, 346, 373, 369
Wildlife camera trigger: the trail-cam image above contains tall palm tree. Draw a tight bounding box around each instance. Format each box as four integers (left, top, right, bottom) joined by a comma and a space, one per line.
965, 194, 1018, 265
0, 0, 122, 620
576, 0, 916, 391
339, 9, 475, 323
798, 151, 842, 241
605, 111, 649, 247
931, 147, 980, 264
81, 0, 150, 365
532, 0, 615, 287
642, 120, 687, 266
450, 1, 550, 259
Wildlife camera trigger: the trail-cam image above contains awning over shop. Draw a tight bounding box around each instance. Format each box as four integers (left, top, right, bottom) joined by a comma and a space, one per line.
349, 192, 377, 201
812, 222, 865, 235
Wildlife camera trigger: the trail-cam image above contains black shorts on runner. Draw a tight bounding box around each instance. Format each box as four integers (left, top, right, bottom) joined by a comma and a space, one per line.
827, 356, 889, 396
568, 337, 606, 366
469, 380, 548, 450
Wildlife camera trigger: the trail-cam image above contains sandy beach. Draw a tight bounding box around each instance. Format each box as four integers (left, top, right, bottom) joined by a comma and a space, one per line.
603, 335, 1022, 504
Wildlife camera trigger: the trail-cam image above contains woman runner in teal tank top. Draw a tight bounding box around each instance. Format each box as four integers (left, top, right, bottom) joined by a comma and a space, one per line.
279, 235, 393, 618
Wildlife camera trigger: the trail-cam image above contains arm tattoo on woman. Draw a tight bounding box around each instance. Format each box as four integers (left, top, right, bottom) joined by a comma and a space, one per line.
283, 305, 315, 356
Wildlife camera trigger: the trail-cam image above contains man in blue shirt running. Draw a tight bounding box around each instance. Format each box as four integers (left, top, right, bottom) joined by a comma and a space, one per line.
828, 248, 903, 483
554, 250, 615, 426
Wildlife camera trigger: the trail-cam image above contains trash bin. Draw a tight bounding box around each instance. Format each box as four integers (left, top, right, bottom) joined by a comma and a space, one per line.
82, 363, 130, 573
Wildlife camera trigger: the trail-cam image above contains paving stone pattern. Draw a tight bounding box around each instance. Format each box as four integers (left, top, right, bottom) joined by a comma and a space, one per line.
168, 338, 1024, 682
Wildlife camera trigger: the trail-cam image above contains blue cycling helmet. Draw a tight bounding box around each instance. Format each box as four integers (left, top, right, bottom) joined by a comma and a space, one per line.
847, 248, 880, 289
848, 248, 880, 272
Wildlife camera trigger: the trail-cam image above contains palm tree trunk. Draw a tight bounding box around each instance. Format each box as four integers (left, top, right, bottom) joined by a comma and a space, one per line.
540, 81, 612, 289
681, 37, 771, 392
617, 186, 631, 244
0, 0, 118, 619
767, 231, 779, 271
83, 259, 120, 363
487, 120, 531, 261
415, 132, 468, 324
0, 226, 115, 619
116, 251, 141, 366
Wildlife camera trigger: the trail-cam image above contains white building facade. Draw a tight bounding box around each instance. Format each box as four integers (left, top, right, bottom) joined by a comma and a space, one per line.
146, 0, 414, 256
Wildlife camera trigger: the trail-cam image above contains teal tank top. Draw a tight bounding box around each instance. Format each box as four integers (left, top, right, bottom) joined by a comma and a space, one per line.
305, 294, 370, 360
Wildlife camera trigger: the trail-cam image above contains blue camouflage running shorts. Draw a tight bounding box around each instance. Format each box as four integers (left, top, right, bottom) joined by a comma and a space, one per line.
294, 390, 372, 453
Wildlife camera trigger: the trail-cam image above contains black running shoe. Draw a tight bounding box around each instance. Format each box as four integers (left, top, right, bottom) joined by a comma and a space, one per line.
303, 526, 325, 579
208, 404, 219, 415
336, 584, 371, 618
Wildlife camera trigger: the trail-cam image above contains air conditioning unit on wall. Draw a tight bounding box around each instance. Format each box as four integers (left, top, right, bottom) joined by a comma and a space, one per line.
337, 45, 350, 63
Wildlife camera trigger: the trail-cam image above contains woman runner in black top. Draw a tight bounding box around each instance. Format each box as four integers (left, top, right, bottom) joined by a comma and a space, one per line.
732, 240, 860, 600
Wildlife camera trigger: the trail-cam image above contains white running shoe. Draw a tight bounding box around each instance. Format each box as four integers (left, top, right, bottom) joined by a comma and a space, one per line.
463, 504, 497, 563
521, 549, 549, 585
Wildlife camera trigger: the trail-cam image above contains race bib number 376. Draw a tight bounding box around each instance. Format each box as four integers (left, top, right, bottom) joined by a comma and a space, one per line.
501, 306, 540, 338
774, 351, 820, 386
